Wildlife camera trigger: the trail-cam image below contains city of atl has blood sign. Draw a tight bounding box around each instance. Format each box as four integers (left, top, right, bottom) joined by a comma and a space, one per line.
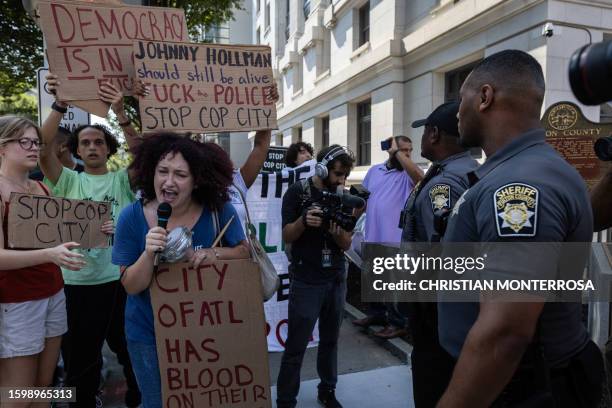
150, 259, 272, 408
133, 40, 277, 133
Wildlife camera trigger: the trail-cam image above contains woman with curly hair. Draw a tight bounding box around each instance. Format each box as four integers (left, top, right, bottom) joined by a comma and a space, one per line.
0, 116, 84, 407
112, 133, 249, 408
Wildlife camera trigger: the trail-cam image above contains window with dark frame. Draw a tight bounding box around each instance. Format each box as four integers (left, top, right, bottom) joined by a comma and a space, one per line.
322, 116, 330, 148
445, 61, 482, 158
359, 2, 370, 47
357, 100, 371, 165
303, 0, 311, 18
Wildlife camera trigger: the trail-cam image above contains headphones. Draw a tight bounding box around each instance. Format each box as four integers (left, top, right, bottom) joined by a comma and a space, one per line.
315, 146, 350, 179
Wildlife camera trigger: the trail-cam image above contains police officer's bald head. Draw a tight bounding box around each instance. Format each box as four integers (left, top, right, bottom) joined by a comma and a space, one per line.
458, 50, 546, 152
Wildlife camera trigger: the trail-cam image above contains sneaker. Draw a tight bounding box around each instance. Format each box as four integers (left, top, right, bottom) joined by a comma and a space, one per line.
95, 391, 103, 408
317, 389, 342, 408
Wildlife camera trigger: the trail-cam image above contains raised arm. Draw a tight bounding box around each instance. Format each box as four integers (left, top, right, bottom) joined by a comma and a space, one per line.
98, 82, 142, 153
390, 137, 424, 183
39, 74, 66, 184
239, 85, 279, 188
240, 130, 271, 188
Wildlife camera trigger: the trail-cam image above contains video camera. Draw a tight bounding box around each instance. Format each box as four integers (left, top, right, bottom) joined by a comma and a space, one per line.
304, 190, 365, 232
569, 40, 612, 161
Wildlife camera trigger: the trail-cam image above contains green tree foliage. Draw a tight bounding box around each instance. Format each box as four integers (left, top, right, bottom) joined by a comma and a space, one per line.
1, 0, 242, 124
0, 0, 43, 98
0, 92, 38, 122
0, 0, 43, 118
148, 0, 243, 38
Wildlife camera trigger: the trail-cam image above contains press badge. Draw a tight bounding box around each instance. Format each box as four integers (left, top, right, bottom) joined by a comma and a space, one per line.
322, 249, 333, 268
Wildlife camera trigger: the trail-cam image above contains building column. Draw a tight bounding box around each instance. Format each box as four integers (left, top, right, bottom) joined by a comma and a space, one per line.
329, 104, 348, 147
302, 118, 316, 146
282, 128, 293, 147
371, 82, 405, 164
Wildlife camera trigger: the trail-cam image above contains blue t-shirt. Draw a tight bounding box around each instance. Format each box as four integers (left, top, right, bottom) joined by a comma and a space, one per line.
112, 200, 245, 344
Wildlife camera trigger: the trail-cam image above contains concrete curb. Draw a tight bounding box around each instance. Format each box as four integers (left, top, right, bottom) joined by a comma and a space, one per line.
344, 302, 413, 364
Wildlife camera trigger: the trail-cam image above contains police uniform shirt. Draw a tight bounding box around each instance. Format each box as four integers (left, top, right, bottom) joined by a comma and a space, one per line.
412, 151, 479, 242
439, 129, 592, 367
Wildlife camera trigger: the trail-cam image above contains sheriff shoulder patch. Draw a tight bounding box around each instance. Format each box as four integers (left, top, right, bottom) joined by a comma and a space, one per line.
494, 183, 539, 237
429, 184, 451, 212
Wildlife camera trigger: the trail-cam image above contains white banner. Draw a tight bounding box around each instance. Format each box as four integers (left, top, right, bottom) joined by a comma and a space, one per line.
245, 159, 319, 352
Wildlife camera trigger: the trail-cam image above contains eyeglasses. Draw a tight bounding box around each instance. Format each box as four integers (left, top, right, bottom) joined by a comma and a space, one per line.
10, 138, 44, 151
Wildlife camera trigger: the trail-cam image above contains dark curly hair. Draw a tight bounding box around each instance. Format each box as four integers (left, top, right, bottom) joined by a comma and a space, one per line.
68, 124, 119, 159
285, 142, 314, 167
129, 133, 234, 211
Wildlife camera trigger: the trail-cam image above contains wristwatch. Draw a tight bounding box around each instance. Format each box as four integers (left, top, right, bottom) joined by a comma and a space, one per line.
51, 102, 67, 114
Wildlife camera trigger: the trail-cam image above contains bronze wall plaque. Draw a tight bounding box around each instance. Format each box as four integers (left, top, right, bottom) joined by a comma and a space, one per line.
542, 102, 611, 188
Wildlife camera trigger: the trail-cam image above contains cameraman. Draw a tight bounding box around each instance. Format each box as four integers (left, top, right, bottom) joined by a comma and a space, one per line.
591, 165, 612, 232
276, 145, 355, 408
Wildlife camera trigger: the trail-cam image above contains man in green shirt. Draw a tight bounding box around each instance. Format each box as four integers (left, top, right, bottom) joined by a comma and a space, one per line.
41, 74, 142, 408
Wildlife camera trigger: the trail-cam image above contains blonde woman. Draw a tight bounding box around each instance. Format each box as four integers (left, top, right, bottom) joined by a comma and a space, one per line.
0, 116, 85, 408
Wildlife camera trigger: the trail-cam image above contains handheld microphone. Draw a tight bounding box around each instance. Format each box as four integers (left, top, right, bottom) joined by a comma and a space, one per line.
153, 202, 172, 270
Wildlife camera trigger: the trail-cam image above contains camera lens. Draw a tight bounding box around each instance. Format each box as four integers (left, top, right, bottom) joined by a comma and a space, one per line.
594, 136, 612, 162
568, 40, 612, 105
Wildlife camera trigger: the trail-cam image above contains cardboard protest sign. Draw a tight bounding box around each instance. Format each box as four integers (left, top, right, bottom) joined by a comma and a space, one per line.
150, 259, 272, 408
262, 146, 287, 173
134, 40, 277, 133
7, 193, 111, 249
38, 0, 188, 114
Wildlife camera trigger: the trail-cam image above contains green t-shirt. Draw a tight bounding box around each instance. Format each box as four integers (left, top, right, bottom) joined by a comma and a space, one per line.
45, 167, 136, 285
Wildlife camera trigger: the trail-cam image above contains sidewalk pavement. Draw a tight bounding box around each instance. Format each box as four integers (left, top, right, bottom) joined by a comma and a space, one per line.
101, 312, 413, 407
271, 365, 414, 408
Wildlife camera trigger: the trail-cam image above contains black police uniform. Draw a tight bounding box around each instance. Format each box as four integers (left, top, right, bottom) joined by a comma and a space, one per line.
401, 150, 479, 407
440, 129, 604, 407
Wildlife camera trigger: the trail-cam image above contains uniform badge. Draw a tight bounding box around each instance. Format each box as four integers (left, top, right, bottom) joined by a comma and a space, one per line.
494, 183, 538, 237
429, 184, 451, 211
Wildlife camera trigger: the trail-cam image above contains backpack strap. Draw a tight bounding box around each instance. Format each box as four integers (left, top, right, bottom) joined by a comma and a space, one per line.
35, 180, 51, 196
300, 177, 310, 198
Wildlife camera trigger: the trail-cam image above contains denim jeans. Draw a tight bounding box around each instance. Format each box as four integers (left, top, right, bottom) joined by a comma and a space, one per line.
276, 271, 347, 408
127, 341, 162, 408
